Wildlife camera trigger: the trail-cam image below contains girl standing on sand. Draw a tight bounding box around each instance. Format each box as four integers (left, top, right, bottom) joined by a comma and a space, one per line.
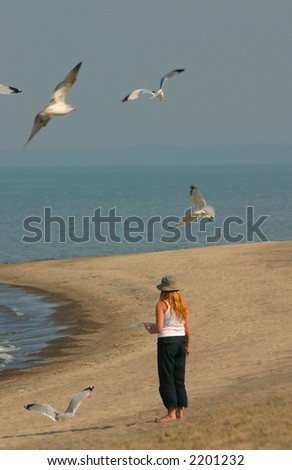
145, 275, 190, 422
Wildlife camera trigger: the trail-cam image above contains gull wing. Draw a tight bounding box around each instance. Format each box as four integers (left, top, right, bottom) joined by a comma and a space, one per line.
176, 208, 198, 227
159, 68, 185, 90
176, 217, 189, 227
25, 403, 59, 421
24, 111, 51, 148
122, 88, 155, 102
189, 185, 207, 210
64, 386, 94, 416
50, 61, 82, 104
0, 84, 21, 94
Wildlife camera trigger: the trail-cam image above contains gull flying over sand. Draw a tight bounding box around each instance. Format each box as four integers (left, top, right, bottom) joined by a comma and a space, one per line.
0, 83, 21, 94
122, 68, 185, 102
176, 185, 215, 227
24, 385, 94, 422
24, 61, 82, 148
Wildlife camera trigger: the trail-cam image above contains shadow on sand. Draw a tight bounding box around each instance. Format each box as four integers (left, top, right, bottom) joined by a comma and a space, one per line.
1, 424, 113, 440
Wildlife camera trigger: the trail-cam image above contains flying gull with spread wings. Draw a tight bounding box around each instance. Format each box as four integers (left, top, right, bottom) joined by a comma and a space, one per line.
24, 385, 94, 421
0, 83, 21, 94
122, 68, 185, 102
176, 185, 215, 227
24, 61, 82, 148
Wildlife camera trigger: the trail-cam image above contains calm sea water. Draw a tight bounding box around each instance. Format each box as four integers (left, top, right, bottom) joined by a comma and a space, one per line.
0, 163, 291, 371
1, 164, 291, 263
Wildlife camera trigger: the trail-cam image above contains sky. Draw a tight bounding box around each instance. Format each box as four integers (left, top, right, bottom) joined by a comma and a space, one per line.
0, 0, 291, 164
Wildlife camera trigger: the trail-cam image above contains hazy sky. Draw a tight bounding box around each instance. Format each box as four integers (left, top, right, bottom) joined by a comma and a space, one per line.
0, 0, 291, 156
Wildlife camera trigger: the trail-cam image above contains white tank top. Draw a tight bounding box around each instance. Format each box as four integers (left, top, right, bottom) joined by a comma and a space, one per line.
158, 301, 185, 338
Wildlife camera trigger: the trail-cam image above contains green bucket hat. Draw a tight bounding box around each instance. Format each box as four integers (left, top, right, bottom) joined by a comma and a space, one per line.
156, 275, 179, 292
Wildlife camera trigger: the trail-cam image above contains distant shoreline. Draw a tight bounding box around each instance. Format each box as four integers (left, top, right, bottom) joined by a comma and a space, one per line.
1, 145, 292, 167
1, 239, 289, 266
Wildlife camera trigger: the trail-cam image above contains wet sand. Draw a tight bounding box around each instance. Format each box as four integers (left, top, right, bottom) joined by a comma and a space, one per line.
0, 241, 291, 450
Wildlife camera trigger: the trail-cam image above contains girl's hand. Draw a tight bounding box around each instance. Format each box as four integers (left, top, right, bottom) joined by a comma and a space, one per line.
145, 322, 155, 334
186, 345, 190, 356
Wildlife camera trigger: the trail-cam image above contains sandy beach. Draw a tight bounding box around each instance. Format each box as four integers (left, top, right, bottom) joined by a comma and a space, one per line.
0, 241, 291, 450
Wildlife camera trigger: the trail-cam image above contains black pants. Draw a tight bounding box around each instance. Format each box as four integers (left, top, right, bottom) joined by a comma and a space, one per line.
157, 336, 188, 409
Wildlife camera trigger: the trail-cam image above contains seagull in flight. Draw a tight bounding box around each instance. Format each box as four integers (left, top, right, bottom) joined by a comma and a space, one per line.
176, 185, 215, 227
122, 68, 185, 102
24, 385, 94, 422
24, 61, 82, 148
0, 83, 21, 94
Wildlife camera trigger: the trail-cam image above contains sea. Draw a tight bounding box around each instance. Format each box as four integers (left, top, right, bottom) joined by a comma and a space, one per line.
0, 163, 291, 371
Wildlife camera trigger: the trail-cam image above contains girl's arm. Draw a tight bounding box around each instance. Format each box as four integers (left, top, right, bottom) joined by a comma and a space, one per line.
145, 300, 165, 334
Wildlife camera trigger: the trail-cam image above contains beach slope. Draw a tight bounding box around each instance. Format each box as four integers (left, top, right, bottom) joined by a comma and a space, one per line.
0, 241, 291, 450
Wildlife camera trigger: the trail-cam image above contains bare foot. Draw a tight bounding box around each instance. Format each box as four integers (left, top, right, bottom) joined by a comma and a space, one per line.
155, 414, 176, 423
176, 407, 184, 419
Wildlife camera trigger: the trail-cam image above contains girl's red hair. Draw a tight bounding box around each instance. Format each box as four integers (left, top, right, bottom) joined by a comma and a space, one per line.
160, 290, 188, 321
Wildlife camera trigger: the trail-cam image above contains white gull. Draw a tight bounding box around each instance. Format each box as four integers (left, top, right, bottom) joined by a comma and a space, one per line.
24, 61, 82, 148
24, 385, 94, 421
122, 68, 185, 102
0, 83, 21, 94
176, 185, 215, 227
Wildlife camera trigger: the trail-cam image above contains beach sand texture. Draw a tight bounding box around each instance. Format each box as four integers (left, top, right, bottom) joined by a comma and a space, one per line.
0, 241, 291, 450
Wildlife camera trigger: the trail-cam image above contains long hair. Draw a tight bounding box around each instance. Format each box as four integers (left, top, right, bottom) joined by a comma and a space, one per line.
160, 290, 188, 321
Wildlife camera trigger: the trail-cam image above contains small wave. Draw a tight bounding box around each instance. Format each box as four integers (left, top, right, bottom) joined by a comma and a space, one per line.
0, 341, 18, 352
10, 306, 24, 316
0, 342, 19, 368
0, 304, 24, 316
0, 353, 14, 367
